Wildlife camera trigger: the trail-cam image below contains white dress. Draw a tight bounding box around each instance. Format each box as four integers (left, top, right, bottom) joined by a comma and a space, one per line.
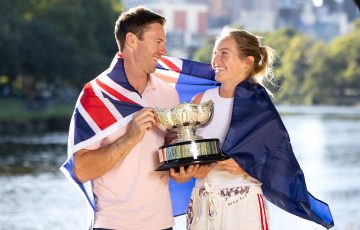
186, 87, 270, 230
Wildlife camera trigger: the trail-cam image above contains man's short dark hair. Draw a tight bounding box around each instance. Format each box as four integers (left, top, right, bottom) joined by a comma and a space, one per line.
115, 6, 166, 51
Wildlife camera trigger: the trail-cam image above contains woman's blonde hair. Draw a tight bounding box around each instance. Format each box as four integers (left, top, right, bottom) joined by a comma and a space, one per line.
218, 27, 276, 93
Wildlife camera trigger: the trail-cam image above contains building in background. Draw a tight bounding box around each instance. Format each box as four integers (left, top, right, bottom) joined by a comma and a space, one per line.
200, 0, 358, 40
277, 0, 354, 41
123, 0, 208, 58
147, 1, 207, 58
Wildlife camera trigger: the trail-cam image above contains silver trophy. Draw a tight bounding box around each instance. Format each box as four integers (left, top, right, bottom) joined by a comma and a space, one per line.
155, 100, 225, 171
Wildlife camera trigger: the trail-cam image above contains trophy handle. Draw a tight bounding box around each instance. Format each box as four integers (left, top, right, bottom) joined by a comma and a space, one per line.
197, 100, 214, 128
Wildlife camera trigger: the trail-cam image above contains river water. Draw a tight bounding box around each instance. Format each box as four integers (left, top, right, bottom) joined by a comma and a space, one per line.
1, 106, 360, 230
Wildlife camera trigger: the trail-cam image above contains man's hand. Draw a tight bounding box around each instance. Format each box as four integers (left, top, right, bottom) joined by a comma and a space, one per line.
125, 107, 156, 144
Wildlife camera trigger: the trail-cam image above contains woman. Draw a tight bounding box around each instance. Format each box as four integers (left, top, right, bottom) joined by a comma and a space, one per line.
186, 27, 275, 230
171, 27, 333, 230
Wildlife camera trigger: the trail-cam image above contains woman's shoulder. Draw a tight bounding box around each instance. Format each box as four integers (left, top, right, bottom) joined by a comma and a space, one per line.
191, 87, 218, 104
191, 92, 204, 104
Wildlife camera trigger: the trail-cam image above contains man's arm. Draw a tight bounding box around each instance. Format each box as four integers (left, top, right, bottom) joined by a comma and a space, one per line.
74, 108, 156, 183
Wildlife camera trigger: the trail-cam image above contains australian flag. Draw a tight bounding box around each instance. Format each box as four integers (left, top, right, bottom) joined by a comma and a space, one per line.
60, 53, 334, 229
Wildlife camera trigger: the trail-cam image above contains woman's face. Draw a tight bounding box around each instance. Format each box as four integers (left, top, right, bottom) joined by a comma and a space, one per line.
211, 36, 248, 85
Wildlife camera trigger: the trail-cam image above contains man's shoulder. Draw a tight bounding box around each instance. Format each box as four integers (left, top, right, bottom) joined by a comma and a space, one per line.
150, 74, 176, 91
149, 75, 179, 105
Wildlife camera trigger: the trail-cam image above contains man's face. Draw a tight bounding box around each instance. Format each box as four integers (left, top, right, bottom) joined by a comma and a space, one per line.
133, 22, 166, 74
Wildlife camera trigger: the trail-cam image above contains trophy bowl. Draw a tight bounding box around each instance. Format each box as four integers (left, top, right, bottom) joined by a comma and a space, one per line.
155, 100, 226, 171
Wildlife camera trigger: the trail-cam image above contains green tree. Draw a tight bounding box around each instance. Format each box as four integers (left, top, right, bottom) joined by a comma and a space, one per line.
275, 34, 320, 104
22, 0, 122, 85
0, 0, 123, 97
302, 19, 360, 105
192, 36, 216, 63
328, 19, 360, 98
0, 0, 31, 88
301, 42, 337, 104
261, 28, 298, 98
262, 28, 298, 63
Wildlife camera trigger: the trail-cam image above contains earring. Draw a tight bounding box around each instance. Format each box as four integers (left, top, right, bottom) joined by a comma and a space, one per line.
243, 66, 248, 73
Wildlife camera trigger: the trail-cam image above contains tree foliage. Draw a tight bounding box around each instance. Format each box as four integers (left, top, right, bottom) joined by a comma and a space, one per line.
192, 36, 216, 63
0, 0, 123, 87
1, 2, 359, 106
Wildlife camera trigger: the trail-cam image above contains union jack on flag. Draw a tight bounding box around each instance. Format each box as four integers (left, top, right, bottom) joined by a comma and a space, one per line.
61, 53, 334, 229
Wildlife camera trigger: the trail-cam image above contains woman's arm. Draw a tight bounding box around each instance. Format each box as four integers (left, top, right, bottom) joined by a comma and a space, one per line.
191, 92, 204, 104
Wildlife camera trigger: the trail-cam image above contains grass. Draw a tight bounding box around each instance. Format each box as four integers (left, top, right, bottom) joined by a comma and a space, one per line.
0, 98, 75, 122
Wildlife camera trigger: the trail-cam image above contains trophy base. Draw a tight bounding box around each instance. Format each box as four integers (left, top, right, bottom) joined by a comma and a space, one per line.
156, 154, 227, 171
156, 138, 227, 171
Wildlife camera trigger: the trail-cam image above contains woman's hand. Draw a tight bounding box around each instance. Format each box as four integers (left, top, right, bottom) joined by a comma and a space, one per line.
169, 164, 215, 183
216, 158, 248, 176
169, 165, 199, 183
193, 164, 216, 179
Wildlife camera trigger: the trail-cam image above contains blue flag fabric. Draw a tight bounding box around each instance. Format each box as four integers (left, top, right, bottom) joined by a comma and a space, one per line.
61, 54, 334, 229
220, 81, 334, 228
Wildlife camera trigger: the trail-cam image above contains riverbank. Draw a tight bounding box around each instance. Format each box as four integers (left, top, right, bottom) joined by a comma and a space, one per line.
0, 99, 73, 135
1, 99, 360, 135
0, 116, 71, 135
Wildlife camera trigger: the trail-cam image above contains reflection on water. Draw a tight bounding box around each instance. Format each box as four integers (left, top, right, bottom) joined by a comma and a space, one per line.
1, 106, 360, 230
0, 143, 66, 174
266, 108, 360, 230
0, 173, 86, 230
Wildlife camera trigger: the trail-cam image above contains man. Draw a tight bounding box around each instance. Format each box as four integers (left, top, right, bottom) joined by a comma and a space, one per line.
71, 6, 179, 230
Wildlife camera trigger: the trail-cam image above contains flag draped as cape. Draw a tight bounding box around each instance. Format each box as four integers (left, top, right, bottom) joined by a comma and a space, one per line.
222, 80, 334, 228
61, 53, 334, 229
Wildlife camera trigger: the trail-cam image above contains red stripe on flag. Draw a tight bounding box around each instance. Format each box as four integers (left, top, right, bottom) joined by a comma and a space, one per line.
160, 57, 181, 72
257, 194, 265, 230
80, 83, 117, 130
96, 79, 138, 105
260, 194, 269, 230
